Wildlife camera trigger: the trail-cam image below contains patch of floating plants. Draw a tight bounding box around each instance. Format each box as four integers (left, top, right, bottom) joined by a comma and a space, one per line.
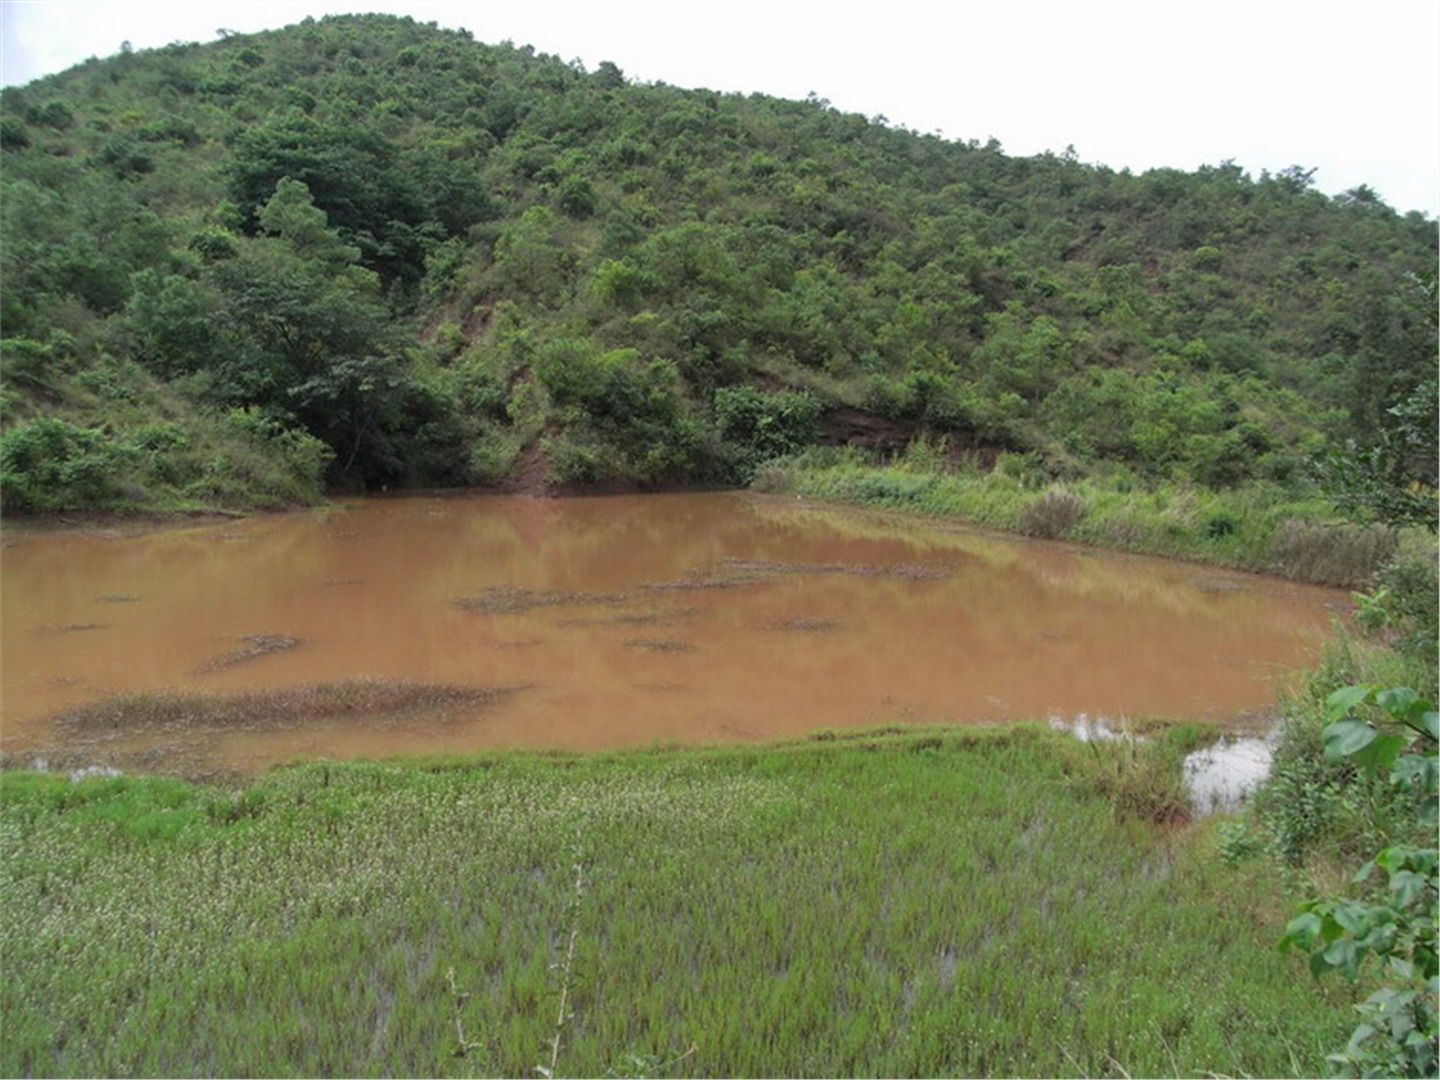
53, 680, 514, 736
640, 570, 766, 591
564, 607, 700, 627
722, 558, 953, 580
202, 633, 301, 672
455, 586, 629, 615
31, 680, 521, 780
772, 617, 840, 632
624, 638, 697, 653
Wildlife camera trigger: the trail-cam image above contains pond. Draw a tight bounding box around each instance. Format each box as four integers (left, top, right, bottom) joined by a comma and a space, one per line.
0, 492, 1347, 776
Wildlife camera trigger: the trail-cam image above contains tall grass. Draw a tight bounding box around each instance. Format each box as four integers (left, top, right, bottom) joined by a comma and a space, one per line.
763, 454, 1406, 588
2, 727, 1356, 1078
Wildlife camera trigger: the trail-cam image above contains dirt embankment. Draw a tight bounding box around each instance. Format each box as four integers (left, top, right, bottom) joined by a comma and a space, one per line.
491, 405, 1007, 498
817, 406, 1003, 468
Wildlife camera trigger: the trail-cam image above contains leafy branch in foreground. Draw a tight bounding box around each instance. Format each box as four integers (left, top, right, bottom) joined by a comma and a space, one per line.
1280, 684, 1438, 1078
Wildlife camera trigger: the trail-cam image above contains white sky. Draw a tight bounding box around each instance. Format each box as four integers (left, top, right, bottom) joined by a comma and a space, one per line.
2, 0, 1437, 216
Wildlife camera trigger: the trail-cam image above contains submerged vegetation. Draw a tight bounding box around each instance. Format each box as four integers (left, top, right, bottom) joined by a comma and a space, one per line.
0, 726, 1362, 1078
35, 680, 520, 779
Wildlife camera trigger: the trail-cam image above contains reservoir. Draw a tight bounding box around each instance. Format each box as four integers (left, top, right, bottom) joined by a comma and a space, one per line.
0, 492, 1346, 775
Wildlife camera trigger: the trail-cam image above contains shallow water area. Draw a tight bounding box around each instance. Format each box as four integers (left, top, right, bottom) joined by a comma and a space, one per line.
1, 492, 1346, 775
1183, 731, 1281, 815
1048, 713, 1281, 815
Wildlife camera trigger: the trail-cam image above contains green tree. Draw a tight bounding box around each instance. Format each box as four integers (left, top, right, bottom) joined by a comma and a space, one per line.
1318, 275, 1439, 533
714, 385, 821, 480
121, 270, 220, 378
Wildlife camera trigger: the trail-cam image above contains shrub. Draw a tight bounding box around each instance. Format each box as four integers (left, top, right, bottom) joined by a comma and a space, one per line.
714, 384, 820, 482
1280, 685, 1438, 1078
1018, 486, 1087, 539
1269, 518, 1398, 588
1203, 510, 1240, 538
0, 416, 126, 512
1360, 553, 1440, 686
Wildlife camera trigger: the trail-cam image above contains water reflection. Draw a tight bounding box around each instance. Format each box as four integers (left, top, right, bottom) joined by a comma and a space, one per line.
1047, 713, 1127, 742
1182, 731, 1278, 816
1, 493, 1344, 772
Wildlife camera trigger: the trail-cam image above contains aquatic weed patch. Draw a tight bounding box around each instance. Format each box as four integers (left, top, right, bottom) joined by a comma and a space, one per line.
1, 730, 1354, 1078
31, 681, 521, 779
771, 616, 840, 632
562, 607, 701, 627
53, 680, 514, 734
723, 557, 953, 580
776, 459, 1409, 588
454, 586, 629, 615
623, 638, 697, 653
201, 633, 301, 672
640, 569, 768, 591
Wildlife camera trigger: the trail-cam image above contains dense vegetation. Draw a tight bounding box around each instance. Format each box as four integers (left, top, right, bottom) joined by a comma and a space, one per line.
1, 13, 1434, 521
0, 725, 1365, 1078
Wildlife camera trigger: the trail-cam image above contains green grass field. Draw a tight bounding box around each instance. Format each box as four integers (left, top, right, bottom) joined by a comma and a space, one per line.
1, 726, 1356, 1078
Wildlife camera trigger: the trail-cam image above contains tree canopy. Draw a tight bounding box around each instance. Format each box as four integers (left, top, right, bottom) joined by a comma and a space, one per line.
1, 12, 1435, 506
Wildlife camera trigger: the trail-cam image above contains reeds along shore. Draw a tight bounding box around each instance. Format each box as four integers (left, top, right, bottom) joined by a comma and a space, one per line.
758, 452, 1423, 590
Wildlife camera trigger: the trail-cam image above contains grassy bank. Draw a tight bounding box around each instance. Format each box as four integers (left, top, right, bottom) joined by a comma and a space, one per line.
2, 725, 1358, 1078
757, 450, 1414, 589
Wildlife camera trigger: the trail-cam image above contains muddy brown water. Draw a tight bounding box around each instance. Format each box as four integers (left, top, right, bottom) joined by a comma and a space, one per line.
1, 493, 1348, 775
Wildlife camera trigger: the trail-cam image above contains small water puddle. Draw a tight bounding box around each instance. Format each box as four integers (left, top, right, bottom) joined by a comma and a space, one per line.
1182, 731, 1278, 816
1049, 714, 1278, 817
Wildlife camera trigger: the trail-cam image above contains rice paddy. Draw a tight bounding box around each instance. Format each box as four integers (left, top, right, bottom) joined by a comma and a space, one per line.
1, 725, 1357, 1078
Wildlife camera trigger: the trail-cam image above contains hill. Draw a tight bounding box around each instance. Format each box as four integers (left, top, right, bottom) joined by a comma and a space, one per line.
1, 12, 1435, 510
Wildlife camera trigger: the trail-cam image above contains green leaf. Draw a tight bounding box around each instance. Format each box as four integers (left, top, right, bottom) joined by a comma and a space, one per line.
1282, 910, 1323, 950
1333, 903, 1373, 936
1421, 799, 1438, 829
1414, 709, 1439, 742
1344, 1022, 1378, 1055
1324, 717, 1377, 763
1390, 753, 1438, 796
1351, 731, 1406, 773
1375, 844, 1435, 874
1388, 869, 1427, 907
1351, 859, 1380, 886
1375, 686, 1419, 719
1326, 684, 1373, 722
1321, 938, 1361, 980
1387, 956, 1416, 979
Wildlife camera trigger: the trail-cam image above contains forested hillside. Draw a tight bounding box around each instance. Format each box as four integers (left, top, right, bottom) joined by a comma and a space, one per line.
1, 12, 1435, 511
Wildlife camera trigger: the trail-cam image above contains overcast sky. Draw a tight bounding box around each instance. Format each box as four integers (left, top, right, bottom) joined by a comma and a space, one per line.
2, 0, 1437, 216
